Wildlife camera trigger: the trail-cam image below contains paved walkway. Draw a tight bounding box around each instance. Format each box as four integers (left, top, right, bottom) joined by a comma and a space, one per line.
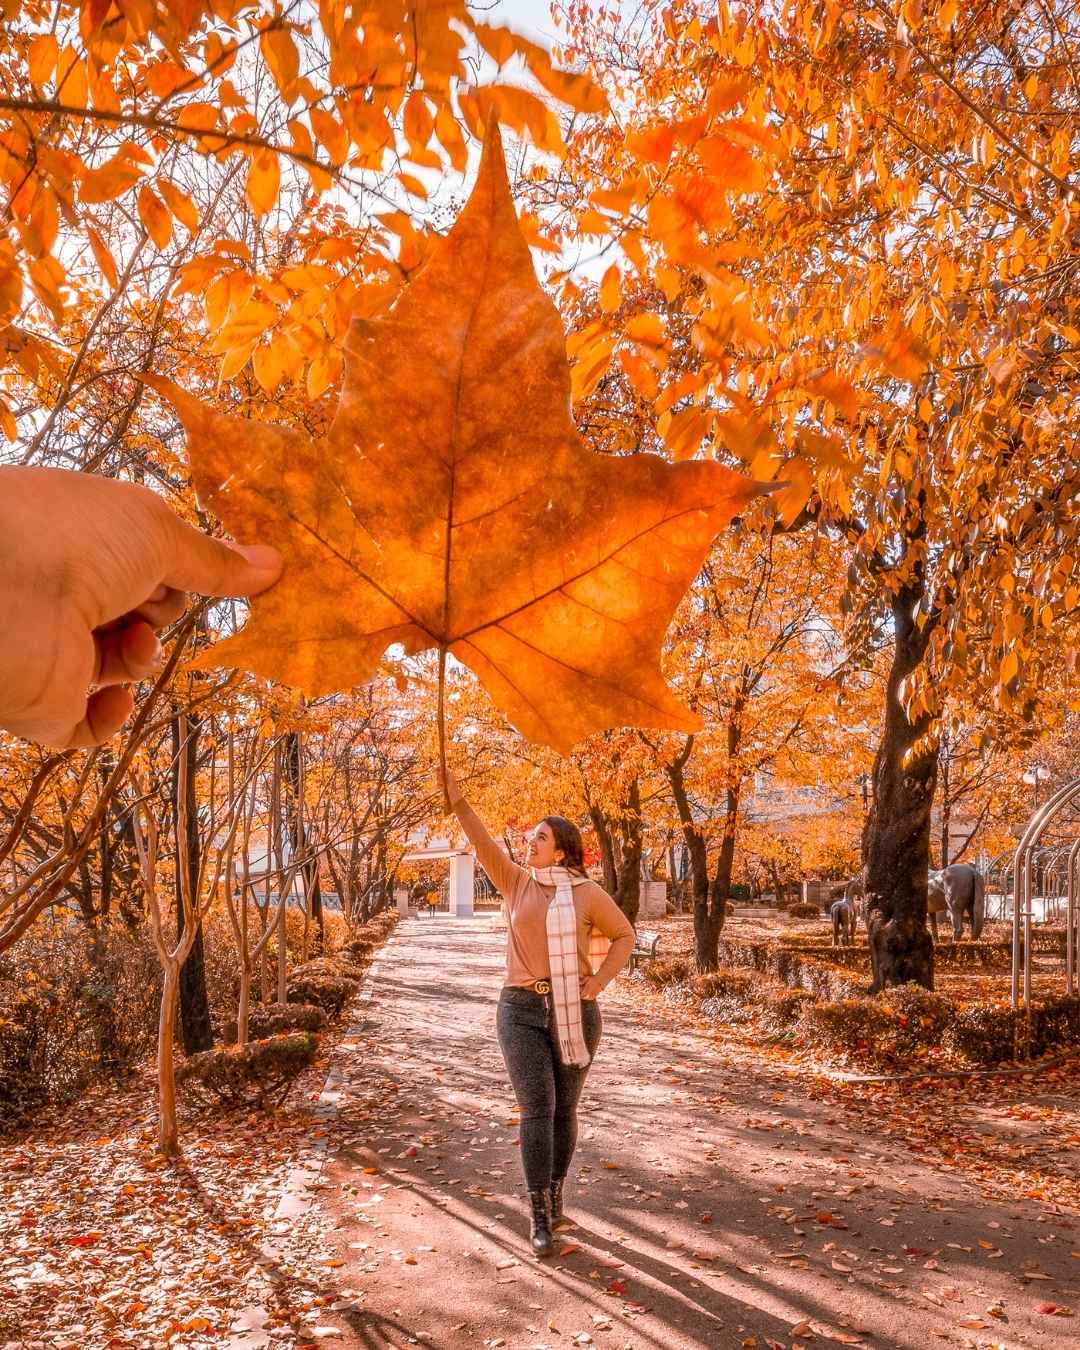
253, 916, 1080, 1349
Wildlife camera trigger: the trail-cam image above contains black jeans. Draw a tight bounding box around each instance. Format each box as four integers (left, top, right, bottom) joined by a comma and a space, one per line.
496, 987, 602, 1192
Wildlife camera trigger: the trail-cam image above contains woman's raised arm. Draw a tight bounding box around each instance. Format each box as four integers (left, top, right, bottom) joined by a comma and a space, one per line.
441, 767, 528, 902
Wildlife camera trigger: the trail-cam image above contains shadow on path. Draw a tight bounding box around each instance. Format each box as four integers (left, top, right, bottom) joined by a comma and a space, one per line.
235, 915, 1080, 1349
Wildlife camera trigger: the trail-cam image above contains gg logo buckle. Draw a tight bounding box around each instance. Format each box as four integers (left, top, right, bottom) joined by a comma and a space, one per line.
535, 980, 551, 995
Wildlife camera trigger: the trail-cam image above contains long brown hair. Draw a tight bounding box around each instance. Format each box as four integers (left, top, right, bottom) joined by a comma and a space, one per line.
542, 815, 586, 875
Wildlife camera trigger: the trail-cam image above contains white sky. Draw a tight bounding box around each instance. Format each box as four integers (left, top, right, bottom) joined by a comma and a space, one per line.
485, 0, 564, 43
469, 0, 617, 283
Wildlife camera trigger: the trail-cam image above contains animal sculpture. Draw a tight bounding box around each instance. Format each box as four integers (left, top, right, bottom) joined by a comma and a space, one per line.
927, 863, 985, 940
827, 876, 864, 930
830, 897, 857, 946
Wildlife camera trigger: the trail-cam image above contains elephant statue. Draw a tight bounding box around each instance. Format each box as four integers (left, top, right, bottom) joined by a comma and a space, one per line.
927, 863, 985, 941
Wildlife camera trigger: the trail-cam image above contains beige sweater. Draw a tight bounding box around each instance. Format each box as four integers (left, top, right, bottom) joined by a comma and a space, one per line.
450, 794, 636, 992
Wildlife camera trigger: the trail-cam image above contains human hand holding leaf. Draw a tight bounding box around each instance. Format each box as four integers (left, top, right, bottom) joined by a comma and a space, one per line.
151, 122, 763, 755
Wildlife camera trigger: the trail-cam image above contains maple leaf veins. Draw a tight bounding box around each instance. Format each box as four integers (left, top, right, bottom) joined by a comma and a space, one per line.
151, 123, 763, 753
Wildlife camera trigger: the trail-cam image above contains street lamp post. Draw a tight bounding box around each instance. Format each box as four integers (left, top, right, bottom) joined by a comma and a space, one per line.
1022, 765, 1050, 810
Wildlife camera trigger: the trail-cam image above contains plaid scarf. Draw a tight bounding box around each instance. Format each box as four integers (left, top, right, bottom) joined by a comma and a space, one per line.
532, 865, 608, 1068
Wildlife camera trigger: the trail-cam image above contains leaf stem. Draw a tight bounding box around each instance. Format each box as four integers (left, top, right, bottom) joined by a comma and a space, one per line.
438, 645, 449, 813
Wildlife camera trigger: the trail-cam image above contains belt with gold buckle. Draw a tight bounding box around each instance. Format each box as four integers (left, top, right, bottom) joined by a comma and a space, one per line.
532, 979, 551, 995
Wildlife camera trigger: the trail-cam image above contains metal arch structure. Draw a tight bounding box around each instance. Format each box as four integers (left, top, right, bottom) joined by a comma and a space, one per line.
1069, 836, 1080, 998
985, 849, 1014, 921
1011, 776, 1080, 1009
991, 845, 1075, 916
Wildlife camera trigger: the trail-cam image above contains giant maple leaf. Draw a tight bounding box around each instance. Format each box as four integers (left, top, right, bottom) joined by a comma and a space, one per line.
154, 123, 762, 754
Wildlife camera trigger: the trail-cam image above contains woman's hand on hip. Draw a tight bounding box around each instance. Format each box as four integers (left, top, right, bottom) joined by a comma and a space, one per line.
579, 974, 603, 1001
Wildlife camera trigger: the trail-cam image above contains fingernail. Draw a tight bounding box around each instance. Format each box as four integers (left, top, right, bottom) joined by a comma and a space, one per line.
229, 542, 283, 575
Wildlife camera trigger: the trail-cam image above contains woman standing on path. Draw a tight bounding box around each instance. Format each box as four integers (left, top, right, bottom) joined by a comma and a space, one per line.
440, 767, 635, 1258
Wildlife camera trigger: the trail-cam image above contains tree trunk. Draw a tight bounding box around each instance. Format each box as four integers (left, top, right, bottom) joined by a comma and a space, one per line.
98, 754, 114, 926
767, 860, 781, 899
277, 899, 288, 1004
373, 835, 388, 916
587, 803, 619, 897
614, 779, 642, 925
666, 842, 681, 911
348, 833, 362, 923
707, 776, 741, 935
260, 935, 271, 1005
158, 964, 180, 1157
236, 961, 251, 1049
664, 737, 726, 972
863, 586, 937, 993
939, 751, 951, 870
91, 755, 120, 1068
172, 715, 213, 1054
324, 844, 345, 923
286, 732, 324, 951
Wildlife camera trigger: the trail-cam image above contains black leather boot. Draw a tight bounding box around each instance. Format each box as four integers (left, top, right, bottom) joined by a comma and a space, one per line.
527, 1188, 554, 1256
549, 1176, 567, 1229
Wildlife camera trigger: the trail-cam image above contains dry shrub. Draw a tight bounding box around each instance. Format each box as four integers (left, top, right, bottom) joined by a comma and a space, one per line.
689, 968, 815, 1030
946, 995, 1080, 1064
286, 972, 359, 1018
787, 902, 821, 919
776, 941, 1013, 971
641, 956, 693, 988
801, 984, 954, 1065
200, 907, 244, 1023
220, 1002, 326, 1045
693, 968, 757, 1023
0, 924, 161, 1122
781, 931, 840, 948
797, 986, 1080, 1068
692, 969, 756, 1001
256, 905, 351, 972
624, 931, 1080, 1069
177, 1032, 319, 1108
0, 895, 398, 1127
798, 996, 897, 1063
716, 939, 863, 1000
761, 987, 817, 1030
355, 910, 398, 943
291, 956, 367, 984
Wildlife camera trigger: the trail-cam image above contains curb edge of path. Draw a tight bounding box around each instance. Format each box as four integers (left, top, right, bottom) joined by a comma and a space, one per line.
225, 920, 403, 1347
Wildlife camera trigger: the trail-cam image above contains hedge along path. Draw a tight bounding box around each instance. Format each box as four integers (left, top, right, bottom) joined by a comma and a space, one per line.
239, 913, 1080, 1349
824, 1051, 1080, 1086
652, 935, 1080, 1073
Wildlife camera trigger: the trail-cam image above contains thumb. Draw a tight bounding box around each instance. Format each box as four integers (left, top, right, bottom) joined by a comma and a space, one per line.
159, 513, 282, 598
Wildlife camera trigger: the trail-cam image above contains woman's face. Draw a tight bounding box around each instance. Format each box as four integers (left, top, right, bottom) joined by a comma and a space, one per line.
526, 820, 564, 869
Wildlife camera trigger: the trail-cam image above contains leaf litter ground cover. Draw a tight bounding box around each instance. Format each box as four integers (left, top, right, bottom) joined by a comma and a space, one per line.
644, 912, 1080, 1071
270, 915, 1080, 1350
7, 916, 1080, 1348
613, 972, 1080, 1346
0, 1028, 350, 1347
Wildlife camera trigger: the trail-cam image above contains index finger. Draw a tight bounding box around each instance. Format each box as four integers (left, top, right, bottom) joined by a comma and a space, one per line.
158, 510, 282, 598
